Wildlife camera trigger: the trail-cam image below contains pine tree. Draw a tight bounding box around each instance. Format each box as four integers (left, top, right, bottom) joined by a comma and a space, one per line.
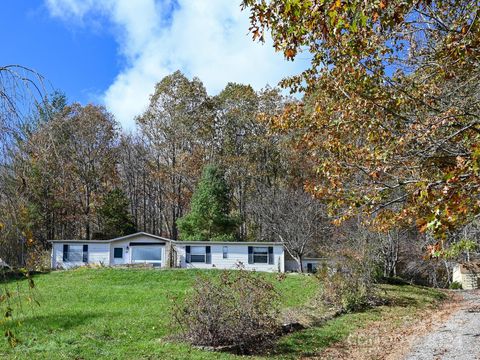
96, 189, 136, 239
178, 165, 238, 241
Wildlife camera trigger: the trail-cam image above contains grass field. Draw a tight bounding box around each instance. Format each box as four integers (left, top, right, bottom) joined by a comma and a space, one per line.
0, 268, 445, 360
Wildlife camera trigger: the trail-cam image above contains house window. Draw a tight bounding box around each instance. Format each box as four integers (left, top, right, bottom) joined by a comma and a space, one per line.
130, 243, 163, 267
114, 248, 123, 259
65, 245, 84, 262
190, 246, 206, 263
248, 246, 274, 265
253, 247, 268, 264
131, 246, 162, 265
223, 246, 228, 259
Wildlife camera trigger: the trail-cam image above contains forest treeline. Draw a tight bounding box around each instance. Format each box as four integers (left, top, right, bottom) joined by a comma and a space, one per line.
0, 71, 321, 266
0, 67, 477, 286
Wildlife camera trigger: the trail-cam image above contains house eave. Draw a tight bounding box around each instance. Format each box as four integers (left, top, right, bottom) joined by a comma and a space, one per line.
48, 232, 173, 244
48, 240, 110, 243
109, 232, 172, 243
172, 240, 282, 246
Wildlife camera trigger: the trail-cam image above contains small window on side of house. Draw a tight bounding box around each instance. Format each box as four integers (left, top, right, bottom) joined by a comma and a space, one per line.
223, 246, 228, 259
114, 248, 123, 259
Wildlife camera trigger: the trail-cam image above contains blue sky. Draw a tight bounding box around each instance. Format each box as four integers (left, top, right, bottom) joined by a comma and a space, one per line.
2, 1, 307, 130
1, 1, 119, 104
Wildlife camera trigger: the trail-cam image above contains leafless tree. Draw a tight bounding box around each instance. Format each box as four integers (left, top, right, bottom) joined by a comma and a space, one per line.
0, 65, 46, 266
0, 65, 45, 151
376, 229, 404, 278
248, 186, 327, 272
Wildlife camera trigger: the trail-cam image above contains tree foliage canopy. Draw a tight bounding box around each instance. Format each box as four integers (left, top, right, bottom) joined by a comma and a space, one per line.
96, 189, 136, 239
242, 0, 480, 238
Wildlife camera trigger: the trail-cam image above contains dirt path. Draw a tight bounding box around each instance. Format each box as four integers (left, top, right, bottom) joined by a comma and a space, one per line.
404, 290, 480, 360
315, 290, 477, 360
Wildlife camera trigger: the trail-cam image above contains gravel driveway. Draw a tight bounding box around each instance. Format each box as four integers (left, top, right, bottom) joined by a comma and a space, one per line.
405, 290, 480, 360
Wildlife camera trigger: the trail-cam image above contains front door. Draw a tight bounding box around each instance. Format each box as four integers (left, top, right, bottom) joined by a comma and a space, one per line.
113, 247, 125, 265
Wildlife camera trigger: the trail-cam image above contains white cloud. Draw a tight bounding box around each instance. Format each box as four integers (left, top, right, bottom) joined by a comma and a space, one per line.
45, 0, 307, 129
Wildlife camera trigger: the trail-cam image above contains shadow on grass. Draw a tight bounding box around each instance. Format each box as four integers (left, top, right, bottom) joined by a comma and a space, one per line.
382, 284, 447, 308
272, 327, 344, 358
0, 270, 50, 285
18, 311, 102, 332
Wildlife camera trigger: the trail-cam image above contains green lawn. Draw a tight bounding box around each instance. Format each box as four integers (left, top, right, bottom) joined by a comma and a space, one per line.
0, 268, 317, 360
0, 269, 445, 360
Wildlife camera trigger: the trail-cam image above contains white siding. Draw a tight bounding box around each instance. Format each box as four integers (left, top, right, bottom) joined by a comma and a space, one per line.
175, 244, 284, 272
452, 264, 462, 284
52, 243, 62, 268
89, 243, 111, 265
51, 242, 110, 269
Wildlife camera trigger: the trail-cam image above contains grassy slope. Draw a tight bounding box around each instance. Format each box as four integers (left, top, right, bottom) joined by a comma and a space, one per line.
0, 269, 445, 360
0, 269, 317, 360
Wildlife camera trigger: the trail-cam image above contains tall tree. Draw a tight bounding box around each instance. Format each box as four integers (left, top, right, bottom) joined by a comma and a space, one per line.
14, 102, 119, 241
213, 83, 258, 240
51, 103, 119, 239
213, 84, 288, 241
136, 71, 214, 239
177, 164, 238, 241
118, 134, 156, 233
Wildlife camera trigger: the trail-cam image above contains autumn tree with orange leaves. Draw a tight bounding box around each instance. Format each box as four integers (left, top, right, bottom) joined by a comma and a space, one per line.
242, 0, 480, 247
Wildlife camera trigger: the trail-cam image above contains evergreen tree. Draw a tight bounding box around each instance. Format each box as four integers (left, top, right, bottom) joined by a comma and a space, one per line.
96, 189, 136, 239
178, 165, 238, 241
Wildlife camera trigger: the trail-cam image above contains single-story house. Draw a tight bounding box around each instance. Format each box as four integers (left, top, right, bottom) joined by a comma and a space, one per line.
50, 232, 285, 272
452, 262, 480, 290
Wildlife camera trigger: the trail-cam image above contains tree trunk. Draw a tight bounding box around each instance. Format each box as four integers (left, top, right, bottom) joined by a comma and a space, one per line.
295, 255, 303, 273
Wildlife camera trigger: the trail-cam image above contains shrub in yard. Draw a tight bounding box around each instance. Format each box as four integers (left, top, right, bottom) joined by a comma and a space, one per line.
25, 248, 51, 271
171, 268, 280, 354
449, 281, 462, 290
317, 255, 377, 312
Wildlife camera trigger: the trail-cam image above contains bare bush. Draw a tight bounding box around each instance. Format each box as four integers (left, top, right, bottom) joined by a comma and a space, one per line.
171, 268, 280, 354
318, 254, 378, 312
